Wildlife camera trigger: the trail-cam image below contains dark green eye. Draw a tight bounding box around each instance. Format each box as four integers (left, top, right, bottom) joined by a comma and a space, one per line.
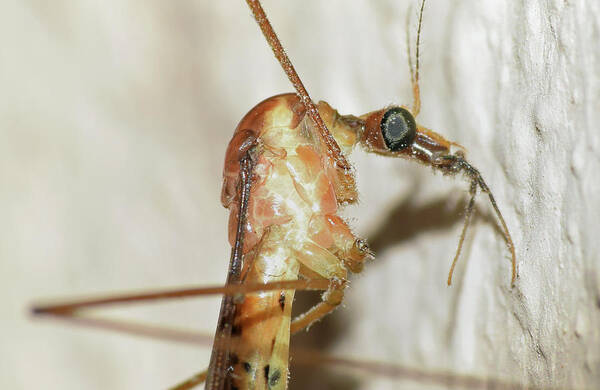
381, 107, 416, 151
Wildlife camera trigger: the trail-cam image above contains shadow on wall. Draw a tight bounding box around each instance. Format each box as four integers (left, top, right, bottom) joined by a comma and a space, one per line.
288, 188, 508, 389
368, 192, 506, 254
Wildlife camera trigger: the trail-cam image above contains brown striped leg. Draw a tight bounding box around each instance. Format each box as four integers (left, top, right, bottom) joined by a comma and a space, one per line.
31, 279, 329, 317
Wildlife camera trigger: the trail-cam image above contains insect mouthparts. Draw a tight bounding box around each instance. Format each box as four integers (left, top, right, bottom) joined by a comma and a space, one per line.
435, 153, 517, 287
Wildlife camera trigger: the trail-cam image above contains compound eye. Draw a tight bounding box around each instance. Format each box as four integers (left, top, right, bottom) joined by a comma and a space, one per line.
381, 107, 416, 151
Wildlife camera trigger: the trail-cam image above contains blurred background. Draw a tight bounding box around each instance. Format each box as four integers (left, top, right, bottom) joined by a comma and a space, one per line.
2, 1, 599, 389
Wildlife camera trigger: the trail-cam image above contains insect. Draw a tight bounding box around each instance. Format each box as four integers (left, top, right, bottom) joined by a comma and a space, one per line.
202, 1, 516, 389
29, 1, 519, 389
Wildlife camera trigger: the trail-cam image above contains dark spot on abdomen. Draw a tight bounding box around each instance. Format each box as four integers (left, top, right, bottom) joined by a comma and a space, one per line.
269, 369, 281, 387
231, 324, 242, 336
243, 362, 252, 373
279, 292, 286, 311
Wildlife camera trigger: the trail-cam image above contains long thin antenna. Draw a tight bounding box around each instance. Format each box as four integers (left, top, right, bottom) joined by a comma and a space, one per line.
406, 3, 415, 87
411, 0, 426, 117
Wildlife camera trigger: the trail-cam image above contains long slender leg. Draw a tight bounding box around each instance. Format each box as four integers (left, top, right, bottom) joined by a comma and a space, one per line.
244, 0, 354, 180
290, 220, 373, 334
38, 309, 541, 390
288, 246, 350, 334
290, 279, 345, 334
171, 336, 537, 390
33, 315, 215, 345
169, 370, 208, 390
36, 292, 532, 390
291, 349, 544, 390
31, 279, 330, 316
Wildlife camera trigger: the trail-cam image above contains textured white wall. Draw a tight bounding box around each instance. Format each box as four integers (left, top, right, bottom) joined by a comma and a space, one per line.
2, 1, 599, 390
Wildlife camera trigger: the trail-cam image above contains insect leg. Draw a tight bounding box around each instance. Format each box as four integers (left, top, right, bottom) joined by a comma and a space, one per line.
245, 0, 357, 204
168, 370, 207, 390
290, 278, 345, 335
289, 242, 349, 334
31, 279, 331, 317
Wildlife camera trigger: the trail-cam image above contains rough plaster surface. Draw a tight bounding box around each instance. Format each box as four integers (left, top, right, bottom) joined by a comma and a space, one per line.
2, 1, 599, 389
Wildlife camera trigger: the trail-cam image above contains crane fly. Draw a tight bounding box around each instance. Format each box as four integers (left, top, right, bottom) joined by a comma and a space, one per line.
31, 1, 518, 389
